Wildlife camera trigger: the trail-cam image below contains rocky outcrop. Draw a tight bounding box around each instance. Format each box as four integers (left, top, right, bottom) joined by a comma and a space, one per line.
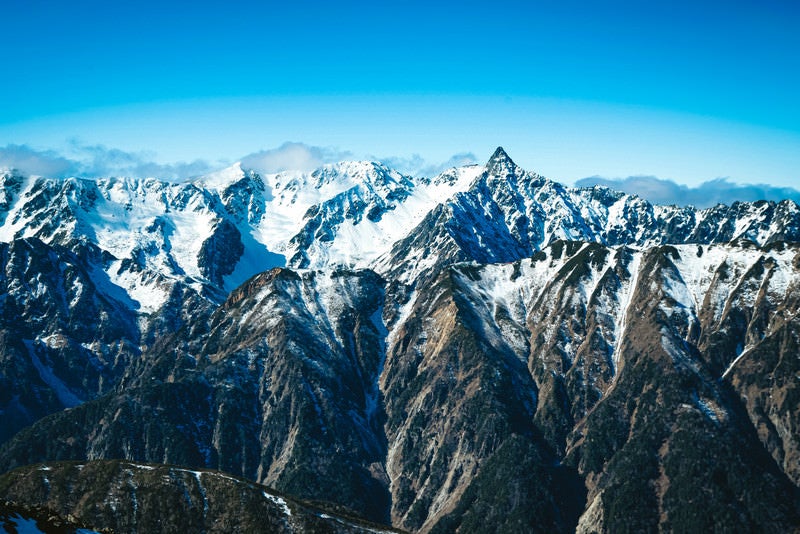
197, 218, 244, 287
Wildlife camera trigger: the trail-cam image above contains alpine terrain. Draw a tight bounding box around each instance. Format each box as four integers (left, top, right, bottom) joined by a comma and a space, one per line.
0, 147, 798, 532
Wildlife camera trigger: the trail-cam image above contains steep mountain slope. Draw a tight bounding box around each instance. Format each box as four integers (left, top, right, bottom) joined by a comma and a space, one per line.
379, 264, 576, 532
0, 268, 392, 523
381, 241, 800, 531
376, 147, 800, 284
1, 149, 799, 532
0, 237, 141, 443
559, 244, 800, 532
0, 167, 262, 310
2, 240, 798, 532
0, 460, 401, 533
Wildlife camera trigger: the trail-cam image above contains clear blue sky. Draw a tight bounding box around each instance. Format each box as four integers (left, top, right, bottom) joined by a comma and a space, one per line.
1, 0, 799, 188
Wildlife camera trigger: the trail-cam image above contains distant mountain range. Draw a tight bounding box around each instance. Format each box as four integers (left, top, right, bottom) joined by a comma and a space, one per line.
0, 147, 798, 532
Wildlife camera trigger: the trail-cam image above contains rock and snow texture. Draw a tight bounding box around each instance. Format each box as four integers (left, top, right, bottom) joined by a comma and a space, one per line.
2, 147, 797, 313
0, 148, 799, 533
376, 147, 800, 284
2, 239, 798, 532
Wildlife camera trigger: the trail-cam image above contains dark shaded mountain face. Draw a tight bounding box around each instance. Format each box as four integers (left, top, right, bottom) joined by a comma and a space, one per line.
0, 460, 401, 533
0, 149, 799, 532
0, 238, 141, 443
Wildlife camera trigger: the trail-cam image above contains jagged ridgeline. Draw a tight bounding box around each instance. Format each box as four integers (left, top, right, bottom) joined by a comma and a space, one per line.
0, 148, 798, 533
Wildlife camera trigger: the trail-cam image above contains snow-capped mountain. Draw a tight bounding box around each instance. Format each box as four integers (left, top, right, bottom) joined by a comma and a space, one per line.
0, 148, 798, 533
1, 147, 796, 314
377, 147, 800, 283
0, 159, 480, 311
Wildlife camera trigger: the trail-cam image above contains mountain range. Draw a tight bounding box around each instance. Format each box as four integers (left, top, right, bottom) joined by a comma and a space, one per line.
0, 147, 798, 532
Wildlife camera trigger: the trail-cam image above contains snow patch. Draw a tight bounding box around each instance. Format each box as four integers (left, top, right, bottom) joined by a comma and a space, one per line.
722, 345, 752, 379
106, 260, 170, 314
262, 491, 293, 517
193, 162, 246, 191
127, 463, 155, 470
24, 340, 82, 408
386, 290, 417, 350
611, 252, 642, 373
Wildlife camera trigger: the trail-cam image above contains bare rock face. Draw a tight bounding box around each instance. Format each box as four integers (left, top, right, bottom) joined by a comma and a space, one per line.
563, 245, 800, 532
197, 218, 244, 286
1, 151, 799, 532
0, 267, 392, 524
728, 291, 800, 486
380, 267, 565, 532
0, 238, 140, 443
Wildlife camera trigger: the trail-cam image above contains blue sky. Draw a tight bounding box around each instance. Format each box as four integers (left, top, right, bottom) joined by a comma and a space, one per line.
1, 0, 798, 198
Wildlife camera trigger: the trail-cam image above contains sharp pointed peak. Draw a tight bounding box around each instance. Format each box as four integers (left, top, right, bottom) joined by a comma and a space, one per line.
490, 146, 511, 159
486, 146, 517, 174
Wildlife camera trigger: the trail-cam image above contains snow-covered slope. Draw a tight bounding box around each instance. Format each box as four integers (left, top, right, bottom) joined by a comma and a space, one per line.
2, 148, 798, 314
0, 161, 480, 312
375, 147, 800, 284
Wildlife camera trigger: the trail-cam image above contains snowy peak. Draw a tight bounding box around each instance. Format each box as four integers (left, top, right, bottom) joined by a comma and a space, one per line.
485, 146, 518, 176
276, 160, 483, 270
375, 148, 800, 285
193, 162, 248, 191
311, 160, 402, 189
271, 160, 404, 205
0, 148, 799, 317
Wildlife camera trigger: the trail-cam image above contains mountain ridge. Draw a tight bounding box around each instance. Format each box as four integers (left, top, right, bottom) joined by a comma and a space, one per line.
0, 148, 798, 532
0, 459, 404, 533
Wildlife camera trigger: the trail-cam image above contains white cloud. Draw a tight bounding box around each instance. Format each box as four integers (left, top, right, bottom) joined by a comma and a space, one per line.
239, 143, 477, 178
576, 175, 800, 208
0, 144, 75, 176
0, 141, 479, 184
0, 142, 215, 180
68, 143, 215, 180
240, 142, 352, 174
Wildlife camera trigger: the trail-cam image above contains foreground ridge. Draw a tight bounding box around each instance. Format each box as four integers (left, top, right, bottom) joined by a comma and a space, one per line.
0, 460, 403, 533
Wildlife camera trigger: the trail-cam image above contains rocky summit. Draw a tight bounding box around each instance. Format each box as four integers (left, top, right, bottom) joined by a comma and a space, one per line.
0, 148, 798, 532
